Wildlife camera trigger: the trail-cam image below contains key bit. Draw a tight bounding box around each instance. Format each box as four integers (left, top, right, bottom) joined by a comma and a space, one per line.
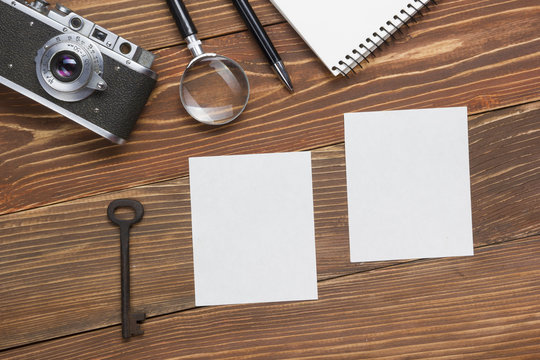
129, 311, 146, 337
107, 199, 146, 339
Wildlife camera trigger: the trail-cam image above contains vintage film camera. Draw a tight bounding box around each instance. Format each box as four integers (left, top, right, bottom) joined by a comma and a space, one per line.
0, 0, 158, 144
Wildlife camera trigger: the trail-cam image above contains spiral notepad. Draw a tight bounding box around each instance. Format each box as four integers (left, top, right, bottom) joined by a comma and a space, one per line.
270, 0, 436, 76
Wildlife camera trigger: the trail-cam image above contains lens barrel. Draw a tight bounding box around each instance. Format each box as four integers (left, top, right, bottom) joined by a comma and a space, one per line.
36, 34, 106, 102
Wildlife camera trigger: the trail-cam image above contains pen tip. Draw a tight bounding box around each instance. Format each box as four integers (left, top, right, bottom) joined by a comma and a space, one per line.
286, 82, 294, 93
273, 61, 294, 93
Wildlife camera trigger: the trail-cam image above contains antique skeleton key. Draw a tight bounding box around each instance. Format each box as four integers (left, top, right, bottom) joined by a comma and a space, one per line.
107, 199, 146, 339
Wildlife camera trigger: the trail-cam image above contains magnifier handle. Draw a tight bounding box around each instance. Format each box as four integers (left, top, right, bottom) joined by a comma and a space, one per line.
166, 0, 198, 39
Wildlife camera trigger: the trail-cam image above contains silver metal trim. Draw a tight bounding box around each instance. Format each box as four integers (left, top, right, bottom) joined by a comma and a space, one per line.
185, 34, 204, 58
90, 23, 119, 50
30, 0, 49, 14
69, 16, 84, 31
1, 0, 157, 80
113, 36, 137, 59
55, 3, 71, 15
0, 75, 126, 144
186, 52, 217, 69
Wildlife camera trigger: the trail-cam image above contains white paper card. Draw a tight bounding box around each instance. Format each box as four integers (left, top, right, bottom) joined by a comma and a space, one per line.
345, 108, 474, 262
189, 152, 318, 306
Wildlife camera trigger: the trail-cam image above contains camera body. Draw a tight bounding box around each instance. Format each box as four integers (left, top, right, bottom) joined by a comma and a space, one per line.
0, 0, 158, 144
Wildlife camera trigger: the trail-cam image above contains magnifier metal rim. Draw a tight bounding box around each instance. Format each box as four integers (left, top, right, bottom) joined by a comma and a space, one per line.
179, 53, 250, 126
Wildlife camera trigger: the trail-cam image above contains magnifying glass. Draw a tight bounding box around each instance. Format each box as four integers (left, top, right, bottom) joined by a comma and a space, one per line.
166, 0, 250, 125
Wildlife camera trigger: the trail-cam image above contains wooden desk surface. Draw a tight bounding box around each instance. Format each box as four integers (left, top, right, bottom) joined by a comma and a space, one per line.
1, 0, 539, 358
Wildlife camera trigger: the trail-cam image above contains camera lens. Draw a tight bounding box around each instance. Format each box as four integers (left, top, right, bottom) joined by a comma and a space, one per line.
50, 51, 82, 82
37, 34, 107, 102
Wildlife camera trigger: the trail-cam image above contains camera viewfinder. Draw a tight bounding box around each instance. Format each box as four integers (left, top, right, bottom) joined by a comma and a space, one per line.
92, 28, 107, 42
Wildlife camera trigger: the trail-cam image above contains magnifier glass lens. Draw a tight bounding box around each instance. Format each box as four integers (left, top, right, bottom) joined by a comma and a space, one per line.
180, 56, 249, 125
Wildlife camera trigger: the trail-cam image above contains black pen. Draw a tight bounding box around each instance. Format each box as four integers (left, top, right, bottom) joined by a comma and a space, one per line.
232, 0, 294, 92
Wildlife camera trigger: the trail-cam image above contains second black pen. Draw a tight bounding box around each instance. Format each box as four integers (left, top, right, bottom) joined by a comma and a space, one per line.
232, 0, 294, 92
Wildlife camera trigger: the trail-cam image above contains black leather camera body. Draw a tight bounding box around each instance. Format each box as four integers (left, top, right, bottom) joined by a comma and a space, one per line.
0, 0, 158, 144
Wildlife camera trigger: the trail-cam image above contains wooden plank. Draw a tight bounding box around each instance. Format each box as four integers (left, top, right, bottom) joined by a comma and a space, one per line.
0, 0, 539, 215
58, 0, 284, 50
0, 102, 538, 350
468, 102, 540, 244
2, 236, 539, 359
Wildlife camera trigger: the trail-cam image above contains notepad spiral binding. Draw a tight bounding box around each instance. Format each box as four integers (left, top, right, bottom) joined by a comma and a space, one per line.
332, 0, 438, 77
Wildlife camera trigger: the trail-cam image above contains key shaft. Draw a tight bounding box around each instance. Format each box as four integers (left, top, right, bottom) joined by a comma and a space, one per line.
119, 223, 133, 339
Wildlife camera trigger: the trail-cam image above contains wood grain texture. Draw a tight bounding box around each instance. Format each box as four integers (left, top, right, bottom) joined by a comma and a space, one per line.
1, 0, 539, 215
1, 102, 538, 350
2, 236, 540, 359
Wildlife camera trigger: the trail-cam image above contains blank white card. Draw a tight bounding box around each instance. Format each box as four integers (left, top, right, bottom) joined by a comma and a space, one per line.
189, 152, 318, 306
345, 108, 474, 262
